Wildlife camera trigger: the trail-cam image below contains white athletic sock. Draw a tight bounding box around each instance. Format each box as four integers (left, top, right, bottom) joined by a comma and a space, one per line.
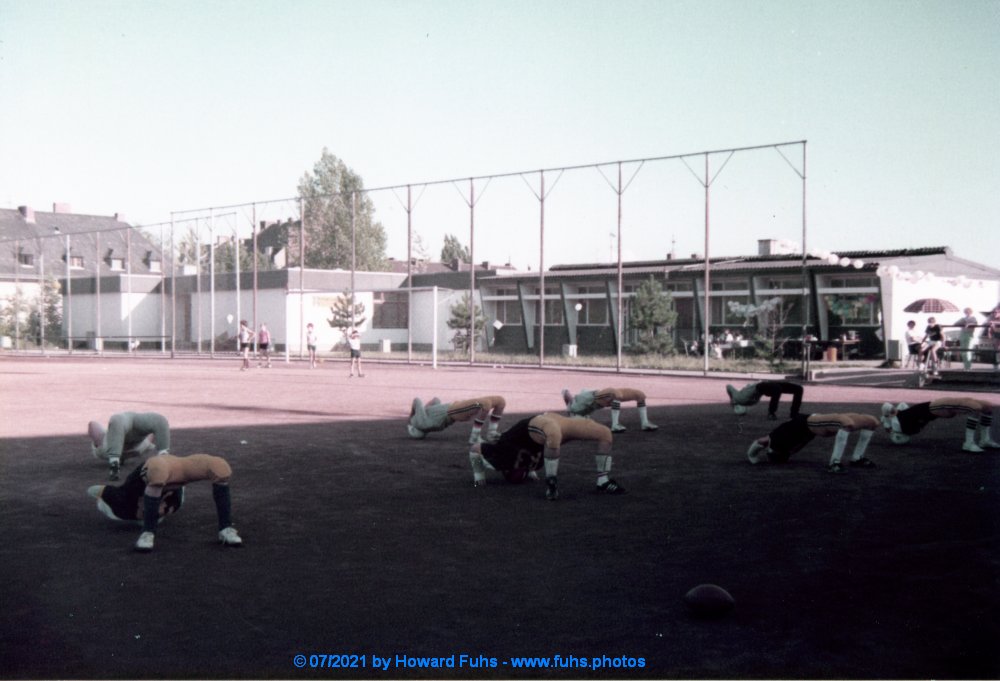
965, 418, 979, 445
544, 457, 559, 480
595, 454, 612, 486
977, 414, 994, 444
638, 405, 654, 428
469, 420, 484, 443
851, 430, 873, 461
611, 402, 621, 429
829, 429, 849, 466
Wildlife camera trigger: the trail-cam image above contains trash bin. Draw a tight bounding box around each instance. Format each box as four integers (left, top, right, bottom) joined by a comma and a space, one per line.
824, 347, 837, 362
380, 339, 392, 353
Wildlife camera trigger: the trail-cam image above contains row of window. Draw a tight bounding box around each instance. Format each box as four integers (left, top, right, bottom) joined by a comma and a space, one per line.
370, 283, 881, 330
15, 252, 161, 273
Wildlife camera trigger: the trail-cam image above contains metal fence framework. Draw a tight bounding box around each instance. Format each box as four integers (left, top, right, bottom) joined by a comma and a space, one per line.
2, 140, 807, 375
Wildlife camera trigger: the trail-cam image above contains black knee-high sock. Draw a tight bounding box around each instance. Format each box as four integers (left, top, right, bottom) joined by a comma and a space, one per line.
142, 494, 160, 533
212, 484, 232, 530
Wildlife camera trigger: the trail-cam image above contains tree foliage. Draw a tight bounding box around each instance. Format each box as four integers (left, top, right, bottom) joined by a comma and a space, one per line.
447, 292, 487, 353
727, 297, 795, 369
298, 148, 388, 271
440, 234, 471, 264
327, 289, 367, 334
628, 277, 678, 355
0, 280, 62, 348
175, 227, 272, 273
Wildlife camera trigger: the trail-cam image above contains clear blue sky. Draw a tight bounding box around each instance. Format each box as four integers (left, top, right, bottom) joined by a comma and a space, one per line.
1, 0, 997, 268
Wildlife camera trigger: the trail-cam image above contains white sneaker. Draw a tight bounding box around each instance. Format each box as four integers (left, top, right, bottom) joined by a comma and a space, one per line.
979, 438, 1000, 449
135, 531, 155, 552
218, 526, 243, 546
963, 442, 984, 453
642, 423, 659, 431
611, 425, 626, 433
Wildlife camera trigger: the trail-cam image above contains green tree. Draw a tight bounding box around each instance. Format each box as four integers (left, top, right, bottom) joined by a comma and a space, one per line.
1, 280, 62, 348
727, 297, 794, 370
440, 234, 471, 264
447, 292, 487, 353
32, 277, 64, 347
628, 277, 678, 355
327, 289, 367, 334
175, 228, 272, 274
298, 148, 388, 271
0, 286, 31, 343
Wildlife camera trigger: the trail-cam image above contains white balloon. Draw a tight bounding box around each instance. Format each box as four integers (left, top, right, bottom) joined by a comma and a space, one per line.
839, 257, 851, 267
827, 254, 840, 265
887, 265, 900, 275
226, 314, 234, 324
853, 259, 864, 269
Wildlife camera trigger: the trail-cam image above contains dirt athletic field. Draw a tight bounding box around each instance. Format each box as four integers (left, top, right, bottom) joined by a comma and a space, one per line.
1, 355, 997, 680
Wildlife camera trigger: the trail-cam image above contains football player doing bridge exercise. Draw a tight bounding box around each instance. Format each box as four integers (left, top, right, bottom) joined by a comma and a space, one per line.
746, 413, 880, 473
468, 412, 625, 500
88, 453, 243, 552
880, 397, 999, 453
561, 387, 657, 433
407, 395, 505, 444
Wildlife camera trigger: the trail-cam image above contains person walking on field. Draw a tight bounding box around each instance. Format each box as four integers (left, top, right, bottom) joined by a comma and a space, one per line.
238, 320, 255, 371
257, 323, 272, 368
347, 328, 364, 377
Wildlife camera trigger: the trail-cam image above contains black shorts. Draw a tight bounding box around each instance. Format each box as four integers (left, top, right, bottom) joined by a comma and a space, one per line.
350, 349, 361, 359
259, 343, 269, 351
897, 402, 936, 435
480, 417, 544, 476
307, 344, 316, 351
240, 342, 251, 351
767, 414, 814, 463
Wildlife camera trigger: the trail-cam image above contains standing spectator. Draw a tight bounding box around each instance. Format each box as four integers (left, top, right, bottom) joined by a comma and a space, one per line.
258, 323, 272, 369
954, 307, 979, 371
306, 323, 318, 369
986, 307, 1000, 371
238, 320, 255, 371
346, 328, 364, 377
904, 320, 924, 368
